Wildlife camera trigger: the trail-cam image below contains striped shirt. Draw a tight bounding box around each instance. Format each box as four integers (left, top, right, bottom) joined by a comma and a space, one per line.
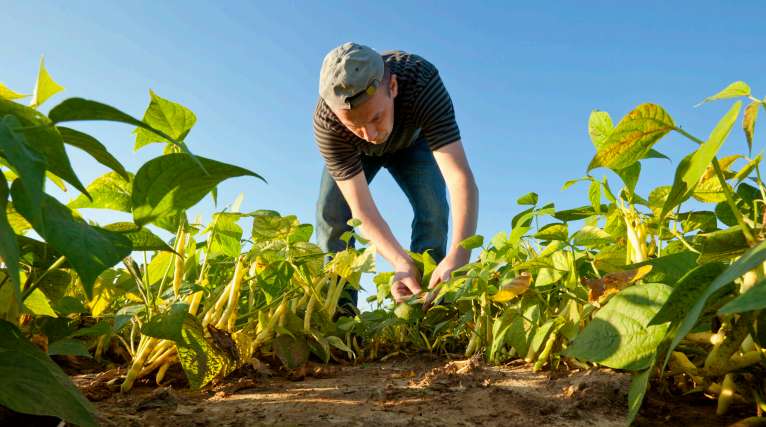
313, 50, 461, 180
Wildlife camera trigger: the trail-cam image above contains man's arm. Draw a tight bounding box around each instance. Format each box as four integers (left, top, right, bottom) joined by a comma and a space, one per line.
336, 174, 422, 301
429, 140, 479, 288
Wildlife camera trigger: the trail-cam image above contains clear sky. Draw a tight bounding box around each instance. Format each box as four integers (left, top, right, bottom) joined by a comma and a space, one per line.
2, 1, 765, 308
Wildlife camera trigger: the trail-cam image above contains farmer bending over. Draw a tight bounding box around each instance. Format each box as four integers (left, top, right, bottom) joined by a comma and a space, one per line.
314, 42, 479, 310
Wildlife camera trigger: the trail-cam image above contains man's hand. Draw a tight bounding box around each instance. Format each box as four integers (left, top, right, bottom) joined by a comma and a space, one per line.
423, 252, 465, 310
390, 261, 422, 302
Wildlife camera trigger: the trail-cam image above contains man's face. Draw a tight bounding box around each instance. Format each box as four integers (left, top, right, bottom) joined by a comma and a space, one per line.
332, 75, 398, 144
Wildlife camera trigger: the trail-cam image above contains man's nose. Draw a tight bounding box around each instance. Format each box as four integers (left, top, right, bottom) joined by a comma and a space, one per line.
363, 125, 377, 142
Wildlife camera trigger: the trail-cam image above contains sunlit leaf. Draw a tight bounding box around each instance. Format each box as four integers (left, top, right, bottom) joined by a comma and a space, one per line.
743, 101, 760, 154
516, 192, 538, 206
133, 90, 197, 150
583, 266, 653, 307
0, 82, 29, 100
588, 181, 602, 214
29, 56, 65, 109
102, 222, 174, 252
695, 81, 751, 107
11, 186, 132, 299
588, 104, 675, 172
68, 172, 134, 213
648, 262, 728, 325
132, 154, 264, 227
588, 110, 613, 149
491, 272, 532, 302
660, 102, 741, 220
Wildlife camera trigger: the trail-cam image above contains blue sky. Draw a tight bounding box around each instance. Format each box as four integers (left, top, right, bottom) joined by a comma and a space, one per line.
2, 1, 765, 308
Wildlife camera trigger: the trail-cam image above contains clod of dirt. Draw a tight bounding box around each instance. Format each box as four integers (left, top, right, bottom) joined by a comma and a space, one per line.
213, 377, 258, 399
77, 367, 127, 401
557, 368, 631, 410
278, 362, 339, 381
420, 354, 486, 391
136, 386, 187, 411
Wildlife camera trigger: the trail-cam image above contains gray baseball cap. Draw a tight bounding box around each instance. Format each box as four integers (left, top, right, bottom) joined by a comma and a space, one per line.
319, 42, 384, 110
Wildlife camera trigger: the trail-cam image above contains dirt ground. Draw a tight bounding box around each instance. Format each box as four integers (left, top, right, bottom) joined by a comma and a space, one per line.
3, 353, 758, 427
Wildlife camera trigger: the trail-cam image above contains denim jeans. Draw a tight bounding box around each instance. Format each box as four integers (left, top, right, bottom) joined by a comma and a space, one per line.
315, 137, 449, 312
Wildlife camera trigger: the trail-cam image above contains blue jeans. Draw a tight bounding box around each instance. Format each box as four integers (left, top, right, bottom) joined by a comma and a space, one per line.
315, 137, 449, 311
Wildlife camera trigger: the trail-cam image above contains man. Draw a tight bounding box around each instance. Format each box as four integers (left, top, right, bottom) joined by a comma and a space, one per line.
314, 42, 479, 310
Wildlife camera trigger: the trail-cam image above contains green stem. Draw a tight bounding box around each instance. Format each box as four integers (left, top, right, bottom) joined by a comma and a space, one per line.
675, 126, 755, 246
21, 256, 67, 301
10, 123, 52, 132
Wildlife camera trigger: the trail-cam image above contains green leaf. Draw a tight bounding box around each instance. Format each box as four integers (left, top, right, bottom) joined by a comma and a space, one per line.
0, 319, 99, 427
112, 305, 144, 334
532, 223, 568, 242
614, 162, 641, 199
507, 304, 539, 358
29, 56, 65, 109
347, 218, 363, 227
627, 367, 652, 426
69, 321, 111, 338
0, 117, 46, 230
146, 251, 174, 286
326, 335, 353, 353
588, 110, 613, 149
12, 188, 133, 299
622, 252, 700, 286
56, 127, 129, 181
532, 317, 564, 353
679, 211, 718, 233
288, 223, 313, 244
660, 102, 741, 220
48, 98, 185, 152
0, 82, 29, 100
641, 148, 672, 162
0, 99, 90, 198
570, 226, 614, 247
516, 192, 538, 206
588, 104, 675, 172
21, 289, 56, 317
537, 202, 555, 216
209, 213, 243, 258
307, 332, 331, 364
0, 179, 22, 310
133, 90, 197, 150
719, 277, 766, 314
587, 181, 602, 215
602, 176, 617, 203
743, 101, 760, 154
691, 176, 731, 203
68, 171, 134, 213
141, 302, 190, 341
176, 314, 240, 391
57, 296, 88, 315
663, 239, 766, 372
273, 335, 310, 369
695, 81, 751, 107
733, 151, 763, 185
257, 261, 294, 303
697, 226, 749, 263
561, 176, 594, 191
592, 244, 627, 274
648, 262, 728, 325
459, 235, 484, 250
553, 205, 607, 222
567, 282, 672, 370
251, 215, 299, 243
132, 154, 264, 227
47, 339, 92, 358
102, 222, 174, 252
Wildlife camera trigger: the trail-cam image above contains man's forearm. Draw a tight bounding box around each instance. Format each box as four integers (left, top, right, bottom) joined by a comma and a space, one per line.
354, 209, 413, 269
445, 173, 479, 265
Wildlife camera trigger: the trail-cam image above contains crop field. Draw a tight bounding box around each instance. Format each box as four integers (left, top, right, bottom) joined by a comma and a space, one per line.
3, 60, 766, 427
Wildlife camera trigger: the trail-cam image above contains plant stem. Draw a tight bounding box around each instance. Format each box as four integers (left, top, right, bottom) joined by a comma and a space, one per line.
675, 126, 756, 246
21, 256, 67, 301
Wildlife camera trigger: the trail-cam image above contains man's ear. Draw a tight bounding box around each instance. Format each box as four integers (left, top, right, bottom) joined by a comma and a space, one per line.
390, 74, 398, 99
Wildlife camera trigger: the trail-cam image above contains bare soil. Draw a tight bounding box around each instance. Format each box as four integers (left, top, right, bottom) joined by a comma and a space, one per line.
11, 353, 759, 427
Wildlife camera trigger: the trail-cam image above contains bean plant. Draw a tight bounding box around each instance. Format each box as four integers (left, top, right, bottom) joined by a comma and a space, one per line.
2, 59, 766, 427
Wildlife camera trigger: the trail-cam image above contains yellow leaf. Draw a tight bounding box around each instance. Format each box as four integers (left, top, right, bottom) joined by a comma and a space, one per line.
584, 265, 653, 307
29, 56, 65, 109
491, 272, 532, 302
0, 82, 29, 100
